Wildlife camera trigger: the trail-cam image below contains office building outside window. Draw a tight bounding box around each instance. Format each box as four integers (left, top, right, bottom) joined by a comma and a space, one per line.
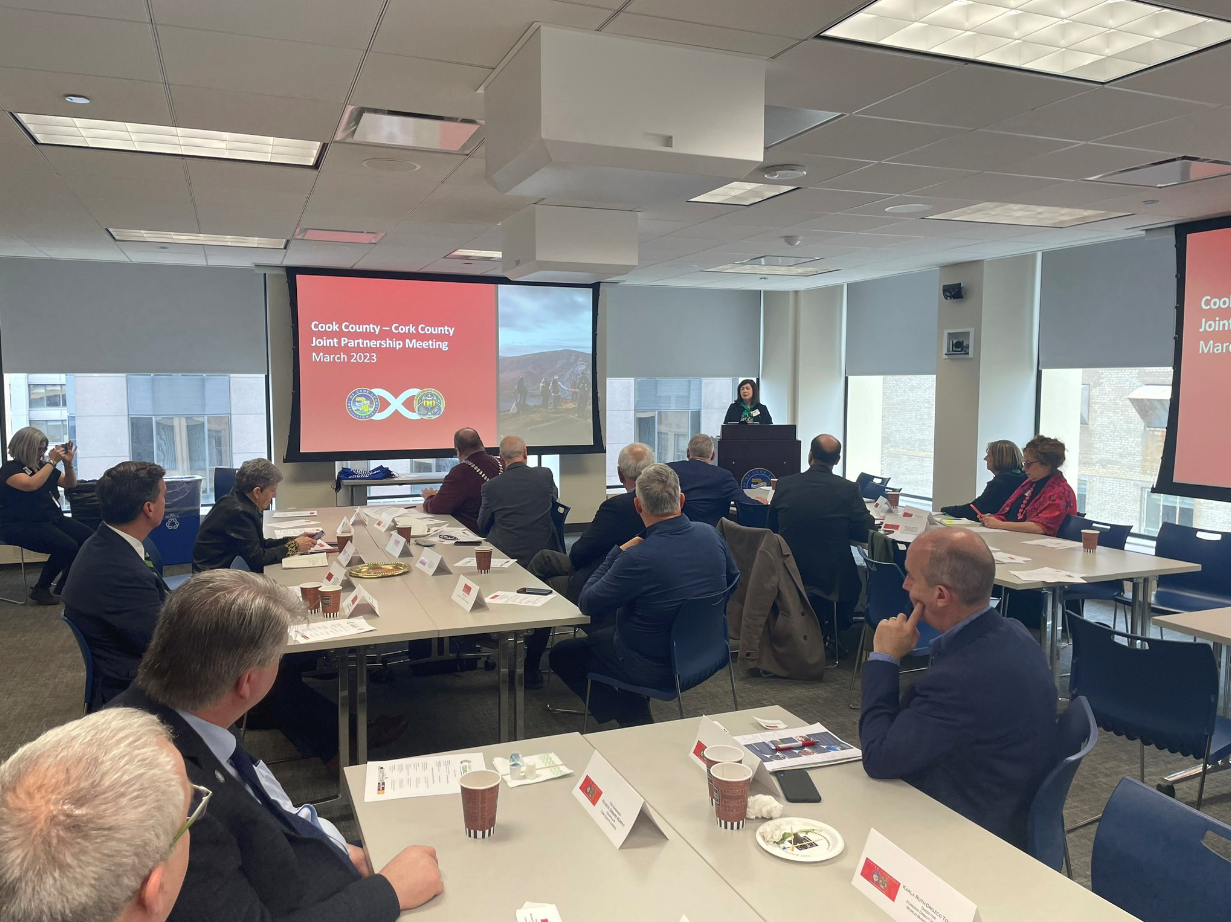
845, 375, 937, 501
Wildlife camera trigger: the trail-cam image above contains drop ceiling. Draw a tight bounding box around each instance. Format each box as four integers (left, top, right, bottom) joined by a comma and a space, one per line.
0, 0, 1229, 289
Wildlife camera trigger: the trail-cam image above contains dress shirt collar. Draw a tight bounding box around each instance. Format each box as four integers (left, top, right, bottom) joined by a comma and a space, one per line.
643, 514, 689, 538
105, 523, 147, 560
929, 605, 994, 657
177, 709, 238, 765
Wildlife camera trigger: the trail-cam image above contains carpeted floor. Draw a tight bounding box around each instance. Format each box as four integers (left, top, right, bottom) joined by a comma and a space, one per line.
2, 562, 1227, 891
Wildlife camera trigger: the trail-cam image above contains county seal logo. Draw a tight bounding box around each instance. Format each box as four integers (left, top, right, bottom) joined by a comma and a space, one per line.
415, 388, 445, 419
345, 388, 380, 420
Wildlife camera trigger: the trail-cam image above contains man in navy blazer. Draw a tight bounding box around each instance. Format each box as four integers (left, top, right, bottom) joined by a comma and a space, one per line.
667, 433, 767, 528
860, 528, 1058, 850
62, 460, 168, 710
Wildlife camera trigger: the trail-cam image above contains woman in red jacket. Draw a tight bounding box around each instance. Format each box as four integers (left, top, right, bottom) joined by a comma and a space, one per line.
979, 435, 1078, 537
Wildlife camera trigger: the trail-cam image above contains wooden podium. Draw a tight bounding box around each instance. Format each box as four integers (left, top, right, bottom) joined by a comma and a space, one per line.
717, 424, 801, 488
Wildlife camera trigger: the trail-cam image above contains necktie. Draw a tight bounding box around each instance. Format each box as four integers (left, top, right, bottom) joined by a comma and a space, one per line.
227, 744, 357, 877
143, 551, 155, 570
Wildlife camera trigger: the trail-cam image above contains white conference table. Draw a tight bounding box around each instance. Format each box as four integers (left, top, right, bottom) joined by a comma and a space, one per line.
264, 505, 588, 765
342, 732, 765, 921
342, 708, 1136, 922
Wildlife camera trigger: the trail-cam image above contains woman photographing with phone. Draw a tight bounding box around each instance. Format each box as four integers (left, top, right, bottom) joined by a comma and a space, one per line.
0, 427, 93, 604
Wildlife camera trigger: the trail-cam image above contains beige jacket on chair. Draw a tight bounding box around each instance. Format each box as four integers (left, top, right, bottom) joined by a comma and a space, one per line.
717, 518, 827, 681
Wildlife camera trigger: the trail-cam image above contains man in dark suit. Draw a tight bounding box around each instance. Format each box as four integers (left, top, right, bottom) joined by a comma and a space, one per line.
62, 460, 168, 710
111, 570, 444, 920
524, 443, 653, 687
668, 433, 767, 527
550, 464, 739, 726
767, 434, 875, 629
860, 528, 1058, 850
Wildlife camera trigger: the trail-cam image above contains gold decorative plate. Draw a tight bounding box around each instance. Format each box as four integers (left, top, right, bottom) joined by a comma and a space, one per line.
347, 562, 410, 579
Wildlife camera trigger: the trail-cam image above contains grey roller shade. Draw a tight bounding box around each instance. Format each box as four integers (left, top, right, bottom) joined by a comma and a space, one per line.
845, 269, 939, 376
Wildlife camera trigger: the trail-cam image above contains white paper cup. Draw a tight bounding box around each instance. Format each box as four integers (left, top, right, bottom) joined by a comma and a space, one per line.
701, 744, 746, 804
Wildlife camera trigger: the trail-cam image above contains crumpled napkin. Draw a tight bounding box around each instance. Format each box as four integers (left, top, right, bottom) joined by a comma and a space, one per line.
747, 793, 783, 819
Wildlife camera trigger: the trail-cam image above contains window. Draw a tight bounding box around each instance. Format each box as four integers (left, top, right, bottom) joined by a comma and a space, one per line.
605, 377, 746, 485
845, 374, 936, 501
4, 373, 268, 506
1038, 367, 1231, 537
360, 453, 559, 502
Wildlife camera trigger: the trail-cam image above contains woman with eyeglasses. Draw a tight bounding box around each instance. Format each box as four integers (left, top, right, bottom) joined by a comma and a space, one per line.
979, 435, 1078, 537
0, 426, 94, 604
939, 440, 1027, 522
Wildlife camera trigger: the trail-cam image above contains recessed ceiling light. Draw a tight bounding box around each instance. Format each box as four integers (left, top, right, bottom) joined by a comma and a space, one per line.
689, 182, 798, 206
361, 158, 422, 172
335, 106, 483, 154
1143, 198, 1160, 204
294, 228, 385, 244
62, 94, 90, 105
706, 257, 833, 276
820, 0, 1231, 83
14, 113, 321, 165
885, 203, 932, 214
762, 164, 808, 181
925, 202, 1129, 227
446, 248, 501, 260
108, 229, 287, 248
1091, 155, 1231, 187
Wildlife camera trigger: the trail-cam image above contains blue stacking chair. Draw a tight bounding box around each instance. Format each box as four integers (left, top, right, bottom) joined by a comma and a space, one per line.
61, 613, 94, 714
1027, 696, 1097, 875
550, 501, 570, 551
1068, 614, 1231, 809
1115, 523, 1231, 622
1091, 777, 1231, 922
860, 476, 891, 501
581, 586, 738, 731
735, 501, 770, 529
213, 466, 238, 502
849, 549, 940, 707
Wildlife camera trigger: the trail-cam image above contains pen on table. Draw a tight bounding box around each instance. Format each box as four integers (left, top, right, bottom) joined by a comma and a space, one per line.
773, 737, 816, 751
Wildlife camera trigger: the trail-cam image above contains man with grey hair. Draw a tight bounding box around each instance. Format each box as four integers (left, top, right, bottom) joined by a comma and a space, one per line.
112, 570, 444, 919
524, 443, 654, 687
0, 708, 195, 922
192, 458, 318, 573
550, 463, 739, 726
860, 528, 1058, 850
477, 436, 562, 565
667, 432, 767, 528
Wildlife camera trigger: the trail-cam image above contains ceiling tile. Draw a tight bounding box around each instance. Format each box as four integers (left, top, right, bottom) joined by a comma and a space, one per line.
204, 245, 286, 266
186, 160, 318, 194
150, 0, 384, 49
321, 144, 466, 182
0, 68, 170, 124
192, 186, 311, 214
767, 39, 959, 113
624, 0, 867, 39
752, 154, 870, 187
400, 185, 532, 225
417, 257, 493, 275
353, 246, 451, 271
117, 241, 207, 264
304, 173, 439, 219
284, 239, 371, 267
632, 202, 738, 223
0, 9, 160, 81
997, 142, 1179, 181
996, 180, 1141, 207
27, 241, 128, 260
40, 147, 190, 183
295, 208, 403, 234
1099, 107, 1231, 161
909, 172, 1062, 200
778, 116, 965, 161
351, 53, 489, 121
661, 222, 759, 241
156, 26, 363, 102
601, 13, 796, 56
637, 219, 694, 238
374, 0, 609, 68
890, 131, 1075, 171
0, 1, 148, 20
168, 85, 344, 141
1082, 173, 1231, 218
860, 65, 1086, 129
80, 198, 200, 233
59, 173, 193, 206
195, 206, 301, 237
842, 193, 983, 218
988, 87, 1213, 142
790, 212, 913, 231
387, 219, 490, 239
815, 161, 977, 193
1116, 43, 1231, 107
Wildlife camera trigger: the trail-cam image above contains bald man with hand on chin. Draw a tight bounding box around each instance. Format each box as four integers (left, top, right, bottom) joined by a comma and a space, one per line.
859, 528, 1058, 850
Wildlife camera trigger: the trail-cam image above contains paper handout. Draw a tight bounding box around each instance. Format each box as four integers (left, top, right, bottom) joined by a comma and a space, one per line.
364, 753, 486, 801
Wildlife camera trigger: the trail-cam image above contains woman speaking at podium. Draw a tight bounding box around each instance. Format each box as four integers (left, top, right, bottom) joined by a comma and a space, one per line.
724, 378, 773, 425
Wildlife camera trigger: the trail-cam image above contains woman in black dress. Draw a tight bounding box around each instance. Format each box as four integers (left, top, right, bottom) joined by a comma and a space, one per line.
723, 378, 773, 425
939, 439, 1027, 521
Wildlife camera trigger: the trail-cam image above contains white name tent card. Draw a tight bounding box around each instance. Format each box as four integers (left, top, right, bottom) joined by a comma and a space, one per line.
451, 576, 487, 612
335, 519, 353, 538
871, 495, 892, 518
281, 553, 328, 570
341, 585, 379, 618
372, 507, 406, 532
322, 561, 351, 589
853, 829, 980, 922
385, 532, 411, 558
337, 541, 361, 567
571, 751, 663, 849
415, 547, 450, 576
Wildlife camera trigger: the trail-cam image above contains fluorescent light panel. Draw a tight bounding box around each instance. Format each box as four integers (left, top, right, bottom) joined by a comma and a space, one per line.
706, 258, 832, 276
689, 182, 799, 205
446, 248, 501, 260
294, 228, 385, 244
335, 106, 483, 154
925, 202, 1128, 226
108, 229, 287, 248
15, 113, 320, 165
1091, 155, 1231, 187
821, 0, 1231, 82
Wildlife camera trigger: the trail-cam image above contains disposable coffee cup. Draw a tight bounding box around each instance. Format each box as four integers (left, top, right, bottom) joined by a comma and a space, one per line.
459, 769, 500, 839
299, 582, 322, 611
320, 585, 342, 615
396, 516, 429, 537
475, 545, 494, 574
711, 761, 753, 830
887, 490, 901, 509
702, 744, 745, 804
769, 478, 778, 491
396, 524, 414, 541
1082, 529, 1099, 553
337, 533, 352, 553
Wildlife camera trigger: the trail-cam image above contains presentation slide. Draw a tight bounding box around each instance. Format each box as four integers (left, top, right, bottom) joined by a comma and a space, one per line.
288, 271, 598, 460
1159, 220, 1231, 498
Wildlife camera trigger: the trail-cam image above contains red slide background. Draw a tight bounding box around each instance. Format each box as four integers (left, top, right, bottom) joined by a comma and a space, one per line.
295, 275, 497, 454
1174, 227, 1231, 487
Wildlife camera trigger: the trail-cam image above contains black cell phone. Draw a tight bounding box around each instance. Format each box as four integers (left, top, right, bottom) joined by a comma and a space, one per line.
777, 769, 821, 803
517, 587, 553, 595
454, 539, 481, 546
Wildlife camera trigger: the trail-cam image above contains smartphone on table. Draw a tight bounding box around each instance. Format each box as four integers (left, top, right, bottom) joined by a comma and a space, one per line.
777, 768, 821, 803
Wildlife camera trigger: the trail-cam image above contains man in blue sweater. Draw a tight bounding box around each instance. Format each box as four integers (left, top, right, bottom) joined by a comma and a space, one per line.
860, 528, 1057, 850
550, 463, 739, 726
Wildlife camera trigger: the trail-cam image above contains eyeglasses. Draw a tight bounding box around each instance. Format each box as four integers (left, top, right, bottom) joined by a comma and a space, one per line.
1022, 460, 1042, 469
171, 784, 212, 847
